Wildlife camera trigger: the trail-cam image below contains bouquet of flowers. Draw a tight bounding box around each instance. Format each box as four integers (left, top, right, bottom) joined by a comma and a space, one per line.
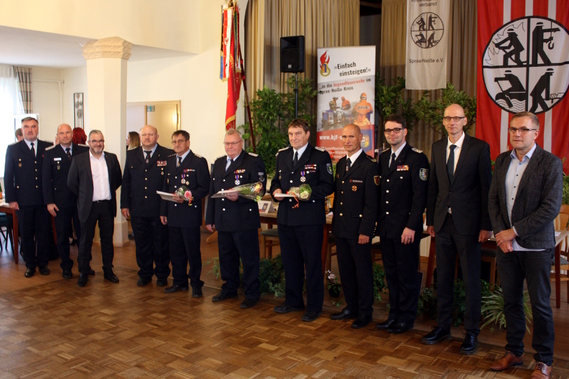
233, 181, 264, 202
326, 270, 343, 307
175, 186, 193, 205
287, 184, 312, 208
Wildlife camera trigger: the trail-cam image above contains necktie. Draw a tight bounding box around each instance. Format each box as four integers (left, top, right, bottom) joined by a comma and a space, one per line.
389, 153, 396, 168
225, 157, 233, 172
30, 142, 35, 157
177, 156, 182, 167
293, 151, 299, 166
447, 144, 457, 182
65, 147, 71, 160
346, 157, 352, 173
145, 150, 151, 163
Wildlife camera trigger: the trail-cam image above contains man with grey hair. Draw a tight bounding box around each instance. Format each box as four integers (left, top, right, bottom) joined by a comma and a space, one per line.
489, 111, 562, 379
206, 129, 266, 309
68, 130, 122, 287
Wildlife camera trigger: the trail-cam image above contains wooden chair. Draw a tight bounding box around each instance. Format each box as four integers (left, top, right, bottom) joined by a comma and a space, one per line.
260, 228, 280, 259
324, 233, 337, 273
371, 240, 382, 263
0, 212, 15, 253
551, 204, 569, 306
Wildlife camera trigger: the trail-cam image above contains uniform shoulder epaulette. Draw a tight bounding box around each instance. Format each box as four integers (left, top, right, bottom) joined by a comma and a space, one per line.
275, 146, 290, 156
45, 145, 56, 151
380, 149, 390, 155
194, 153, 203, 158
315, 146, 326, 152
168, 153, 177, 158
216, 155, 226, 161
248, 152, 258, 157
411, 147, 423, 154
365, 154, 377, 163
79, 143, 89, 147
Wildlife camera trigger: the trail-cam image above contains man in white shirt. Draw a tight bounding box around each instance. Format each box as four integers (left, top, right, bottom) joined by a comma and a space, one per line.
68, 130, 122, 287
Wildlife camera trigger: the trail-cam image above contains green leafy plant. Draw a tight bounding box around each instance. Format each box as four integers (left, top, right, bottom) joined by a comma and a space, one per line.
481, 285, 533, 333
258, 254, 286, 298
372, 262, 387, 302
205, 257, 220, 279
241, 76, 317, 177
375, 76, 419, 131
563, 173, 569, 205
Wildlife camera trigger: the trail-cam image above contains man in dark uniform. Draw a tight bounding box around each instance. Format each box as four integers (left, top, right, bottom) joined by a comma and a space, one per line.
376, 114, 429, 334
4, 117, 52, 277
330, 124, 379, 329
160, 130, 209, 297
206, 129, 266, 309
270, 119, 335, 322
42, 123, 88, 279
121, 125, 173, 287
68, 130, 122, 287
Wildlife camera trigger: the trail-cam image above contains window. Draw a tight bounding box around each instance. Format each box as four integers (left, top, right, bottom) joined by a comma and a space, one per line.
0, 65, 24, 177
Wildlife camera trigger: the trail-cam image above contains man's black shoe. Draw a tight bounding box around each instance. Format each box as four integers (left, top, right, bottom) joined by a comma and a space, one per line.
421, 326, 451, 345
38, 266, 50, 275
301, 311, 321, 322
240, 298, 258, 309
24, 267, 36, 278
192, 286, 203, 298
77, 273, 88, 287
459, 332, 478, 355
88, 268, 95, 276
62, 269, 73, 279
330, 308, 357, 321
156, 278, 168, 287
164, 284, 189, 293
351, 315, 372, 329
137, 277, 151, 287
375, 319, 396, 330
388, 322, 414, 334
103, 271, 119, 283
212, 291, 238, 302
274, 304, 304, 314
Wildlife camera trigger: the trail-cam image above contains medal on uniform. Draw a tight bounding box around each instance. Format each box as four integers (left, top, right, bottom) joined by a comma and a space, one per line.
235, 174, 240, 185
57, 164, 61, 171
300, 171, 306, 182
352, 185, 357, 192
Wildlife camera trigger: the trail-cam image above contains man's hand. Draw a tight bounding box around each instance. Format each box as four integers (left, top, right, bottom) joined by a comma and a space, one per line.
8, 201, 19, 210
498, 240, 514, 253
272, 188, 282, 201
427, 225, 435, 238
173, 194, 185, 204
160, 216, 168, 225
226, 192, 239, 201
401, 227, 415, 245
47, 203, 59, 217
358, 234, 369, 244
495, 228, 516, 246
479, 230, 493, 242
206, 224, 215, 233
121, 208, 130, 218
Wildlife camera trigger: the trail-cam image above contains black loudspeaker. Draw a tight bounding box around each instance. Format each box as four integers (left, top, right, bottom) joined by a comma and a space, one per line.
280, 36, 305, 73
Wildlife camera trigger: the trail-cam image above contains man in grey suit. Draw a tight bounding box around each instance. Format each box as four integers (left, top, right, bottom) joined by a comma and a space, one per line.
488, 112, 562, 379
424, 104, 493, 354
67, 130, 122, 287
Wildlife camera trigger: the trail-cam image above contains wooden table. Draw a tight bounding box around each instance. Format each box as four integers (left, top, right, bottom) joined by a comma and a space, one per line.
0, 202, 19, 264
259, 211, 333, 274
425, 230, 569, 308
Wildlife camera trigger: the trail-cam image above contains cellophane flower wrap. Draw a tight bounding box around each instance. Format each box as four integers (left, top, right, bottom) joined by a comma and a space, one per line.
233, 181, 264, 202
288, 184, 312, 201
175, 186, 193, 204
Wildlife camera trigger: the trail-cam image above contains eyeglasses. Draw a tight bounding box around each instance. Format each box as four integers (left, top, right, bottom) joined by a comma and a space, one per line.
224, 140, 242, 146
384, 128, 403, 134
171, 139, 188, 145
442, 116, 465, 123
508, 127, 537, 134
90, 140, 104, 144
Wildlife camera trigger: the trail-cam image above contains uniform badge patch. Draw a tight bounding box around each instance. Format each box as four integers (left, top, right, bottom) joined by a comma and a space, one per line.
351, 185, 358, 192
419, 168, 429, 181
157, 160, 167, 167
374, 175, 380, 186
259, 172, 266, 182
326, 163, 333, 175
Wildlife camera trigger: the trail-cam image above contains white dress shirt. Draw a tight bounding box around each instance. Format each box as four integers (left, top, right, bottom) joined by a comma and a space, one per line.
90, 151, 111, 201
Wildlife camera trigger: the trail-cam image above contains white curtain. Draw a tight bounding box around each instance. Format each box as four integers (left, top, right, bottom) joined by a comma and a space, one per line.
1, 64, 24, 177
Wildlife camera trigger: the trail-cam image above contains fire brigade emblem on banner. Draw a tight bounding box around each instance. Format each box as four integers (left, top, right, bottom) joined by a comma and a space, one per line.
410, 12, 445, 49
482, 17, 569, 114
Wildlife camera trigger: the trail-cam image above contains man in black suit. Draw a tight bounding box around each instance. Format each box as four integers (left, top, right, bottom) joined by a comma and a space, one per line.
270, 119, 335, 322
488, 112, 562, 378
330, 124, 379, 329
43, 123, 89, 279
67, 130, 122, 287
4, 117, 53, 277
160, 130, 210, 297
423, 104, 492, 354
376, 115, 429, 334
206, 129, 266, 309
121, 125, 173, 287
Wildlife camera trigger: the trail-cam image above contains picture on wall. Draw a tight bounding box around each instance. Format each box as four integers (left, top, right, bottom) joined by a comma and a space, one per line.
74, 93, 84, 129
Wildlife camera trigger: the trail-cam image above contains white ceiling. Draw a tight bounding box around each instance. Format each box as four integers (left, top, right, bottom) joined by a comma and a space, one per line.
0, 26, 190, 68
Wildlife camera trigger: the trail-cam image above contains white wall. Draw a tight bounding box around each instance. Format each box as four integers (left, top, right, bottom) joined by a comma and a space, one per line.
32, 67, 64, 143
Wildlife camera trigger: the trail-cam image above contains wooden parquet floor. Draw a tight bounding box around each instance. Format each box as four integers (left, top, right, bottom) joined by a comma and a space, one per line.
2, 232, 569, 378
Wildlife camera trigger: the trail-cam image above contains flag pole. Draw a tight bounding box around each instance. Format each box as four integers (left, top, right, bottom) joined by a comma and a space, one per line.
238, 41, 256, 153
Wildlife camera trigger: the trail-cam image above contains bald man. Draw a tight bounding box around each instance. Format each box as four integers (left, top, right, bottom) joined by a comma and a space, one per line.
42, 124, 89, 278
121, 125, 174, 287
